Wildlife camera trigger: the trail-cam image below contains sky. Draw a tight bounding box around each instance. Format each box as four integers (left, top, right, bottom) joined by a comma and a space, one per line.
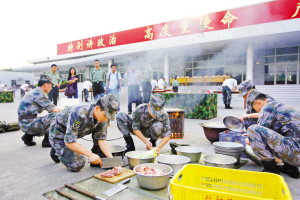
0, 0, 273, 69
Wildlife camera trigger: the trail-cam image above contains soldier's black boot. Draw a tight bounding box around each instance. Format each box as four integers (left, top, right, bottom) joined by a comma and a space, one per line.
261, 159, 281, 175
85, 99, 89, 102
21, 134, 36, 146
227, 104, 233, 109
124, 135, 135, 153
42, 133, 52, 148
90, 143, 106, 167
225, 104, 228, 109
149, 138, 157, 147
278, 162, 300, 179
50, 147, 60, 163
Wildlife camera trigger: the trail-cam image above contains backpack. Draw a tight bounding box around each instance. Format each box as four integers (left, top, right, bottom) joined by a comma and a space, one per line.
107, 72, 120, 89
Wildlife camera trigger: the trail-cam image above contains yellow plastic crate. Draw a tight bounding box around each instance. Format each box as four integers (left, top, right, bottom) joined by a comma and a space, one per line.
169, 164, 292, 200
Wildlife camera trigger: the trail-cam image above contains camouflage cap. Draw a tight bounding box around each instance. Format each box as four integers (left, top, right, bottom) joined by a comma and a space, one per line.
40, 75, 54, 85
100, 93, 118, 120
246, 90, 262, 107
237, 80, 254, 97
149, 93, 165, 117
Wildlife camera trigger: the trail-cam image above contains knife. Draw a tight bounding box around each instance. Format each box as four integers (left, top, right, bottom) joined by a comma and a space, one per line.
65, 183, 107, 200
101, 156, 123, 168
102, 178, 130, 196
55, 189, 81, 200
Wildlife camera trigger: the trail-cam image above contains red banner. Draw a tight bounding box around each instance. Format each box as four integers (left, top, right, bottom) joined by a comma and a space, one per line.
57, 0, 300, 55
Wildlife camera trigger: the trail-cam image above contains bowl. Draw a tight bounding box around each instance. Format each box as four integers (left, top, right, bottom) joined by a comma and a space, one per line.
175, 146, 203, 163
125, 151, 156, 169
133, 163, 172, 190
203, 154, 237, 168
213, 149, 242, 164
110, 145, 126, 159
156, 155, 190, 176
200, 122, 229, 143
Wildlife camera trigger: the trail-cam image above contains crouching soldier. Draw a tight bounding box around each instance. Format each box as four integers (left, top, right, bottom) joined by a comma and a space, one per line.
49, 94, 118, 172
116, 93, 171, 154
238, 80, 275, 130
18, 75, 63, 147
246, 91, 300, 179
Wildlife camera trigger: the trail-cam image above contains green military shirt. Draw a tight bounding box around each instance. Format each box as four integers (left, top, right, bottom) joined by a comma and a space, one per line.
164, 81, 168, 87
91, 68, 106, 82
46, 71, 62, 86
142, 65, 153, 82
132, 104, 171, 137
172, 80, 180, 87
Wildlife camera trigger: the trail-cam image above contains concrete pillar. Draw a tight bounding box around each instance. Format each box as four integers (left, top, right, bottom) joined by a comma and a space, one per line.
164, 54, 170, 86
85, 65, 90, 80
108, 59, 114, 73
246, 44, 254, 82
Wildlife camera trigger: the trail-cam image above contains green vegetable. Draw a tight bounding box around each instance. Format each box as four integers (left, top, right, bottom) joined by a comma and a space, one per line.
134, 148, 158, 158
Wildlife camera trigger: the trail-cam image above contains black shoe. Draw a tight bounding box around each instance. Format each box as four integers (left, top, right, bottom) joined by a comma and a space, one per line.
42, 134, 52, 148
261, 160, 281, 175
278, 162, 300, 179
21, 134, 36, 146
149, 138, 157, 147
124, 136, 135, 153
85, 99, 89, 102
227, 104, 233, 109
50, 148, 60, 163
128, 112, 132, 115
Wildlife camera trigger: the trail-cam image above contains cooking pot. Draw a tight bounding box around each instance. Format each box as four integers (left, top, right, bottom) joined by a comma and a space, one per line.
200, 122, 229, 143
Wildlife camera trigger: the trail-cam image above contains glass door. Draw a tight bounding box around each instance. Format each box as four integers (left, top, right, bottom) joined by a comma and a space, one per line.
276, 64, 286, 84
287, 64, 297, 84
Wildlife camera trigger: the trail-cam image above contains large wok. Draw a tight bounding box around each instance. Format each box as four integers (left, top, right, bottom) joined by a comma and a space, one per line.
200, 122, 229, 143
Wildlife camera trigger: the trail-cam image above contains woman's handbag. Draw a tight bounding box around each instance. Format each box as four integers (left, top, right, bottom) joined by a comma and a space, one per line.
64, 85, 76, 96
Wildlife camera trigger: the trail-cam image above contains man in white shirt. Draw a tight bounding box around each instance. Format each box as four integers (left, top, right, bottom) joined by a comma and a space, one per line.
0, 84, 7, 91
83, 79, 92, 102
106, 64, 122, 113
157, 78, 165, 90
151, 79, 158, 90
222, 77, 237, 109
20, 83, 30, 98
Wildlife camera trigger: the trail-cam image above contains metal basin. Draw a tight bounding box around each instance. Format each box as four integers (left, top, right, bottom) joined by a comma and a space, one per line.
200, 122, 229, 143
156, 155, 190, 176
125, 151, 156, 169
214, 149, 242, 164
203, 154, 237, 169
134, 163, 172, 190
175, 146, 203, 163
109, 145, 126, 159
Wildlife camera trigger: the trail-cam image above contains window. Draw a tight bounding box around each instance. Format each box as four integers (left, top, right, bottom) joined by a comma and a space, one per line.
11, 80, 16, 86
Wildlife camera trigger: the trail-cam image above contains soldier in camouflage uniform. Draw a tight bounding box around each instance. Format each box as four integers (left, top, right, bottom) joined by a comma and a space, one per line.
116, 93, 171, 154
49, 94, 118, 172
18, 75, 63, 147
246, 90, 300, 178
238, 80, 275, 130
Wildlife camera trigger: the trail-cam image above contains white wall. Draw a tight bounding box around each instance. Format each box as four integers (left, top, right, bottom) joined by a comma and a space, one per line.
0, 71, 34, 87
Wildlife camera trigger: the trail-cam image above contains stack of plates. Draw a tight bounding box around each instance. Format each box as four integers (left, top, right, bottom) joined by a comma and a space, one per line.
213, 142, 244, 164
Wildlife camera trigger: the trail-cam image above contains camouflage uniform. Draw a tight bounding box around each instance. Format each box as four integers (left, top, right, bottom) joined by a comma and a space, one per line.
247, 95, 300, 167
49, 105, 108, 172
18, 87, 57, 136
117, 96, 171, 140
49, 94, 118, 172
238, 80, 275, 129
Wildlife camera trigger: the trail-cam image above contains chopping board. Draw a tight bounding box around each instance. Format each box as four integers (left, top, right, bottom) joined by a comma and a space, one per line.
94, 168, 136, 184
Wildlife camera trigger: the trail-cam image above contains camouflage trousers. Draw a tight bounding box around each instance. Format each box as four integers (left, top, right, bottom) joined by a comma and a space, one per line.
49, 124, 86, 172
19, 112, 58, 136
243, 118, 258, 130
222, 86, 232, 105
83, 89, 89, 100
116, 112, 164, 140
248, 124, 300, 167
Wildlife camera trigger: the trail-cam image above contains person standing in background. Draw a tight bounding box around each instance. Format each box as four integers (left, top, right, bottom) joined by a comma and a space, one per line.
46, 64, 62, 106
106, 64, 122, 113
20, 83, 30, 98
222, 77, 237, 109
151, 79, 158, 90
91, 60, 105, 102
158, 78, 165, 90
163, 79, 168, 89
83, 79, 92, 102
172, 76, 180, 92
125, 64, 142, 115
67, 67, 79, 99
141, 59, 153, 103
